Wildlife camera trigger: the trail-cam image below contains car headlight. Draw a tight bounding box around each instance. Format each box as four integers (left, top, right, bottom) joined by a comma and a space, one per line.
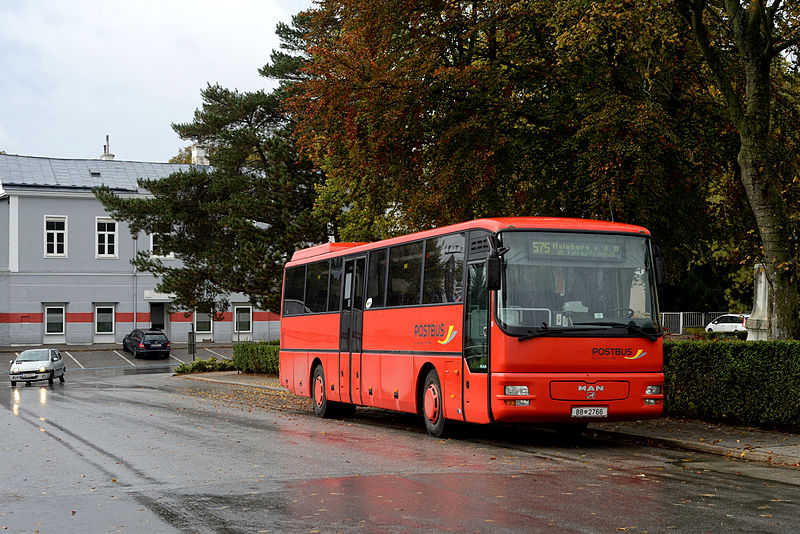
39, 366, 47, 373
10, 366, 19, 374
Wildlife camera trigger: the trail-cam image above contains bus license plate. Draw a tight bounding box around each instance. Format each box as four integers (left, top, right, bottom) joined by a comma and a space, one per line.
571, 407, 608, 418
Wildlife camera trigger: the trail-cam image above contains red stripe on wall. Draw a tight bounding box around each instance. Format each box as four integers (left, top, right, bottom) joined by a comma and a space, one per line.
253, 311, 280, 321
115, 313, 150, 323
66, 313, 93, 323
218, 312, 232, 322
170, 312, 194, 322
0, 313, 44, 324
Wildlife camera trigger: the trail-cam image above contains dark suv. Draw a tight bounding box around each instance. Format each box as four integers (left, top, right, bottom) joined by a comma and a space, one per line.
122, 328, 171, 359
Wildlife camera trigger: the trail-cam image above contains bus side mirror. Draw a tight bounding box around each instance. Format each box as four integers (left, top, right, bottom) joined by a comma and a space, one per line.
654, 246, 666, 285
487, 256, 501, 291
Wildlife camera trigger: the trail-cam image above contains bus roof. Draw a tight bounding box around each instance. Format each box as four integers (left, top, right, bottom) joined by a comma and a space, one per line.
288, 217, 651, 263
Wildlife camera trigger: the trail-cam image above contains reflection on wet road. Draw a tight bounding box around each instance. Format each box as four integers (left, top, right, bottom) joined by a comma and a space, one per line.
1, 371, 798, 533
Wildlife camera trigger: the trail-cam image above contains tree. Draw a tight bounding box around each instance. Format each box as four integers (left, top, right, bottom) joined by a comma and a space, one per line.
676, 0, 800, 338
95, 16, 324, 314
290, 0, 743, 293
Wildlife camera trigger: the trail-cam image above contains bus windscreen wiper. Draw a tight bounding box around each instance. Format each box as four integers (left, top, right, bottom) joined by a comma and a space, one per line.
517, 323, 609, 341
572, 321, 659, 342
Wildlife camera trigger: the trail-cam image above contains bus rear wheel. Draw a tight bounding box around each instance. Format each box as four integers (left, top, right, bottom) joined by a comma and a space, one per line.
422, 369, 446, 437
312, 365, 334, 418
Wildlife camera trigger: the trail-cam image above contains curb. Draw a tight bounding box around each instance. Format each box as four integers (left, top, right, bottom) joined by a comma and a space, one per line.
176, 373, 286, 393
589, 428, 800, 469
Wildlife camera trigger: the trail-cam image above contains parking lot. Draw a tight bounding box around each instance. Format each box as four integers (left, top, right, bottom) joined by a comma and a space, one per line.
1, 343, 235, 375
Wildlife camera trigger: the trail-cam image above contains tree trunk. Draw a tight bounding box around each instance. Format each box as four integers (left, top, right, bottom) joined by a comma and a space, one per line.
737, 135, 800, 339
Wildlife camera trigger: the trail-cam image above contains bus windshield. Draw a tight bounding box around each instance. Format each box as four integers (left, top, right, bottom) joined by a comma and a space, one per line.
496, 231, 661, 338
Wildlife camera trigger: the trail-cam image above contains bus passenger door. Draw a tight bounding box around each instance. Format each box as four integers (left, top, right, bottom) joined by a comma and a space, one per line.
463, 261, 491, 423
340, 257, 365, 405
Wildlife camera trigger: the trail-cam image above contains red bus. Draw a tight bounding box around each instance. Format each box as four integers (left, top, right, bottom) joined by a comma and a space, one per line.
279, 218, 665, 437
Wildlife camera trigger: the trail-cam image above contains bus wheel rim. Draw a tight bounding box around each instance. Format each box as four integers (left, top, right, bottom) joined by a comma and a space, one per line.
424, 384, 439, 422
315, 375, 325, 408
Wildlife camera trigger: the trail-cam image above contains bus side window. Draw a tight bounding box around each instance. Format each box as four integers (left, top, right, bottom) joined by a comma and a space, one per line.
387, 242, 423, 307
423, 233, 465, 304
366, 249, 387, 308
305, 261, 329, 313
328, 257, 343, 312
283, 266, 306, 315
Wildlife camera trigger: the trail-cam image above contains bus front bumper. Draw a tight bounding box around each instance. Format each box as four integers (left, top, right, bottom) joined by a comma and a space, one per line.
491, 372, 664, 423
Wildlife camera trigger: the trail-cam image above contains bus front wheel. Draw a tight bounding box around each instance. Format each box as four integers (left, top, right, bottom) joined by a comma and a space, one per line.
422, 369, 446, 437
312, 365, 334, 418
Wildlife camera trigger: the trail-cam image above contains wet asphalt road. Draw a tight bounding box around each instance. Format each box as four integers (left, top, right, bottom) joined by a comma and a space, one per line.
2, 354, 800, 533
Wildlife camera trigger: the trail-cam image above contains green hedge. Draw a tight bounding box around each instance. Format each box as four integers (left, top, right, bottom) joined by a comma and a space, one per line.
174, 357, 236, 374
233, 340, 280, 374
664, 340, 800, 427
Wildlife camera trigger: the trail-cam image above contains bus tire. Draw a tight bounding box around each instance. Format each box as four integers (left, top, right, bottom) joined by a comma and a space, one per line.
422, 369, 446, 437
312, 364, 334, 418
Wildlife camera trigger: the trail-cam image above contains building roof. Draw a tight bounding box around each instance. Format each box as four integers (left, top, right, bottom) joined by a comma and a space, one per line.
0, 153, 204, 193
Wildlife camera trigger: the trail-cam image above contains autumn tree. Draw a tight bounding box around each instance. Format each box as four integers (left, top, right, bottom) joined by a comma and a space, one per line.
289, 0, 744, 300
675, 1, 800, 338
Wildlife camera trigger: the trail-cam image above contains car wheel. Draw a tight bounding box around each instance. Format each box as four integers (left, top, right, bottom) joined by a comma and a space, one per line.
48, 372, 54, 386
59, 369, 66, 383
10, 381, 16, 387
25, 381, 31, 387
422, 369, 446, 437
133, 348, 139, 359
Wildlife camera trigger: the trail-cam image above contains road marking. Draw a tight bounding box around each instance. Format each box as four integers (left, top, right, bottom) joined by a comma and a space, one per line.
64, 351, 85, 369
203, 347, 230, 360
171, 355, 185, 364
113, 350, 137, 367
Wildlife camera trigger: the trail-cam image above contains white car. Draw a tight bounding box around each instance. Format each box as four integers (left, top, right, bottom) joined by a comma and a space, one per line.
705, 314, 748, 333
9, 348, 66, 387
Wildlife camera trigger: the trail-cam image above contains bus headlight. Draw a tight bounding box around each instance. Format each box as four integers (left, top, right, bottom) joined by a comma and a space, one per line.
645, 385, 662, 395
504, 385, 529, 396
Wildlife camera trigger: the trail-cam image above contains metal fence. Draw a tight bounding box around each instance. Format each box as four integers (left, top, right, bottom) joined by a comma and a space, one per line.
660, 312, 729, 335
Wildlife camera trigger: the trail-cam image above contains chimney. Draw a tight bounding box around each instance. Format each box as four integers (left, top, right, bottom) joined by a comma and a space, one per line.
191, 143, 209, 165
100, 135, 115, 160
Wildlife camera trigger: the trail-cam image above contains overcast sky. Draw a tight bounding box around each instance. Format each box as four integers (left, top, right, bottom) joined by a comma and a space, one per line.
0, 0, 311, 163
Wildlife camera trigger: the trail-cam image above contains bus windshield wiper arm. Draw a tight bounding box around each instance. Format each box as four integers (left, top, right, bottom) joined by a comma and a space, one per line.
572, 321, 659, 342
517, 323, 610, 341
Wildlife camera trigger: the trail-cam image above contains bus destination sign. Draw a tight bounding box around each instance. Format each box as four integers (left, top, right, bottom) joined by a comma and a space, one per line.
530, 240, 625, 260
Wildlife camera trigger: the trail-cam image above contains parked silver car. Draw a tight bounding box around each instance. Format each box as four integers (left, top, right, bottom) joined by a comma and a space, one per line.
9, 348, 66, 387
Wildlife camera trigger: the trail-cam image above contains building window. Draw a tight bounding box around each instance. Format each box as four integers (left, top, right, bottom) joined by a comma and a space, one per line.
150, 233, 174, 258
234, 306, 252, 333
44, 216, 67, 257
45, 306, 64, 334
195, 312, 212, 333
95, 306, 115, 334
96, 218, 117, 258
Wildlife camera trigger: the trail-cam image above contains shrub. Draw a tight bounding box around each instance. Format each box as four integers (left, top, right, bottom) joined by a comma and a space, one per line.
664, 340, 800, 427
233, 341, 279, 374
174, 356, 236, 374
